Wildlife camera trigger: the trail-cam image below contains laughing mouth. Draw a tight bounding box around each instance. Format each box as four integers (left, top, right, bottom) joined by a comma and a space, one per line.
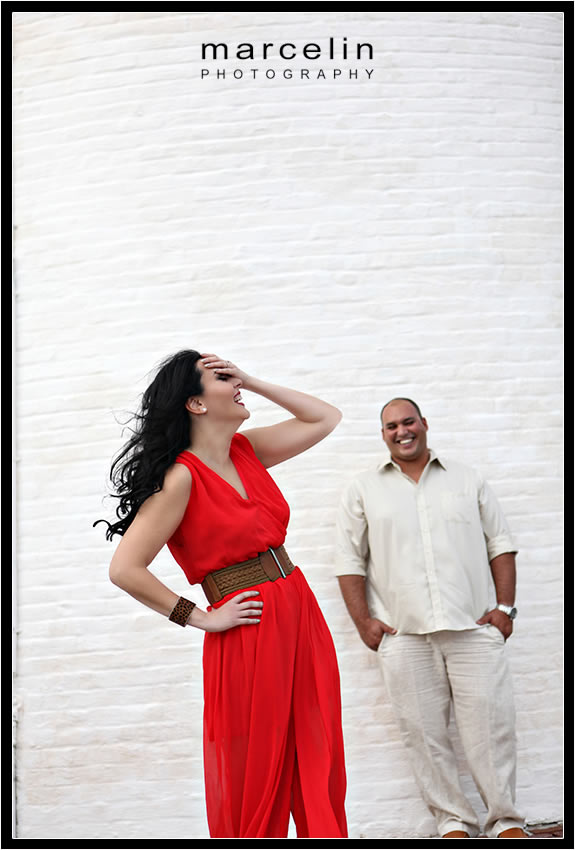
397, 437, 415, 445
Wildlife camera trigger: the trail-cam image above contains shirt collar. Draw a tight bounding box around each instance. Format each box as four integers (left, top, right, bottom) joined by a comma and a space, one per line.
377, 447, 447, 473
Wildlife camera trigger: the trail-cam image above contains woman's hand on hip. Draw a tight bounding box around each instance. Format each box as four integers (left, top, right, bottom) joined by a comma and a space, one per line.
196, 590, 263, 632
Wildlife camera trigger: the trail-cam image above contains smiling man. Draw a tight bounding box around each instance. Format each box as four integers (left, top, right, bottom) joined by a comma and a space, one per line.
335, 398, 527, 839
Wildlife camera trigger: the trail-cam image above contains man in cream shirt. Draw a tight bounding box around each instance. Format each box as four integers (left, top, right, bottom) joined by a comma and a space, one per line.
336, 398, 527, 838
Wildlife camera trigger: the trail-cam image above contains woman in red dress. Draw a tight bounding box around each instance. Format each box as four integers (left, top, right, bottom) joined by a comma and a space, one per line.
96, 350, 348, 838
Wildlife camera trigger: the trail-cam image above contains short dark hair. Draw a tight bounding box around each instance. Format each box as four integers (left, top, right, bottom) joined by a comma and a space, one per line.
380, 397, 424, 423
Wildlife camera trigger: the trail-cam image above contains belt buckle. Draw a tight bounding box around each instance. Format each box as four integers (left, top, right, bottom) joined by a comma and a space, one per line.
267, 546, 287, 579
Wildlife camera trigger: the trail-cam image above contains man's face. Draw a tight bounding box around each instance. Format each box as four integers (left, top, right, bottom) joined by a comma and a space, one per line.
381, 400, 429, 464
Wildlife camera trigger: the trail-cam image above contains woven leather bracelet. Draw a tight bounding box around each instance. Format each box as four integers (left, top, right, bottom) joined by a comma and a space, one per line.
168, 596, 196, 627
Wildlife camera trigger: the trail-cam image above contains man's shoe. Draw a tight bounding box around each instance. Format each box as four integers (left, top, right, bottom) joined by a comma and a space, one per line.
498, 828, 529, 837
443, 831, 470, 837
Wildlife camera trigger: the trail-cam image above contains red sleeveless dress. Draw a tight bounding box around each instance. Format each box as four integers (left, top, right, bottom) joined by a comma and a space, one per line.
168, 433, 348, 838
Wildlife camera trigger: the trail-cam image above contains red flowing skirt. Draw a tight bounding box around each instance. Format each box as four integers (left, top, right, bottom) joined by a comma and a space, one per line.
202, 567, 348, 838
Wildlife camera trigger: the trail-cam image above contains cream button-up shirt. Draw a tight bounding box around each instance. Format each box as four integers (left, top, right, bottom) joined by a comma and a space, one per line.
335, 450, 517, 634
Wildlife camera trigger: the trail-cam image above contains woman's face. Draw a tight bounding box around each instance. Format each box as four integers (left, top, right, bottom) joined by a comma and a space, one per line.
190, 362, 251, 423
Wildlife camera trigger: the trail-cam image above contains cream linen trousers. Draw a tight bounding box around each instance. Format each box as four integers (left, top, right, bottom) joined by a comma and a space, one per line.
378, 626, 525, 838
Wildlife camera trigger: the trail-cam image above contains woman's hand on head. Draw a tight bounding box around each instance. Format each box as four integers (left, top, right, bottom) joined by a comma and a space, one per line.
200, 352, 342, 469
195, 590, 263, 632
201, 354, 251, 387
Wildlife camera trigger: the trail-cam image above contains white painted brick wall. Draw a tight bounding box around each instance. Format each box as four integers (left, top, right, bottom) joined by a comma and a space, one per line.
13, 11, 563, 839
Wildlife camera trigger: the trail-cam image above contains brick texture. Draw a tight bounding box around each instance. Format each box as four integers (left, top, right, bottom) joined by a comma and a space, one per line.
13, 11, 563, 839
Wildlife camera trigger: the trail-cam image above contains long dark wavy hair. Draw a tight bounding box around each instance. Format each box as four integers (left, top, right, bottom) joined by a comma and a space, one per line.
94, 350, 204, 541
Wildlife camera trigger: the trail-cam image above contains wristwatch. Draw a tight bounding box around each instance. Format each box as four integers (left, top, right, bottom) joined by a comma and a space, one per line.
496, 603, 518, 620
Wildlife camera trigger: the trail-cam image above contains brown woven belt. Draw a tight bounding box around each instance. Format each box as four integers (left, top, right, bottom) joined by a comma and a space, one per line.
201, 545, 295, 606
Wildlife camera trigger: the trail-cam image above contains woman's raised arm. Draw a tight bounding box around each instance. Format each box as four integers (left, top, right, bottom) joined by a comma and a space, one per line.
201, 354, 342, 468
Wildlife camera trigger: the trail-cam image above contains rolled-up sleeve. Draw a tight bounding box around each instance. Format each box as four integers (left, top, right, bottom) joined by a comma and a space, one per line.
478, 478, 518, 561
335, 481, 370, 577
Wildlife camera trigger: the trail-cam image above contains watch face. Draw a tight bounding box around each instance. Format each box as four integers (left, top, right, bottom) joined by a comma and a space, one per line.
509, 607, 517, 620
